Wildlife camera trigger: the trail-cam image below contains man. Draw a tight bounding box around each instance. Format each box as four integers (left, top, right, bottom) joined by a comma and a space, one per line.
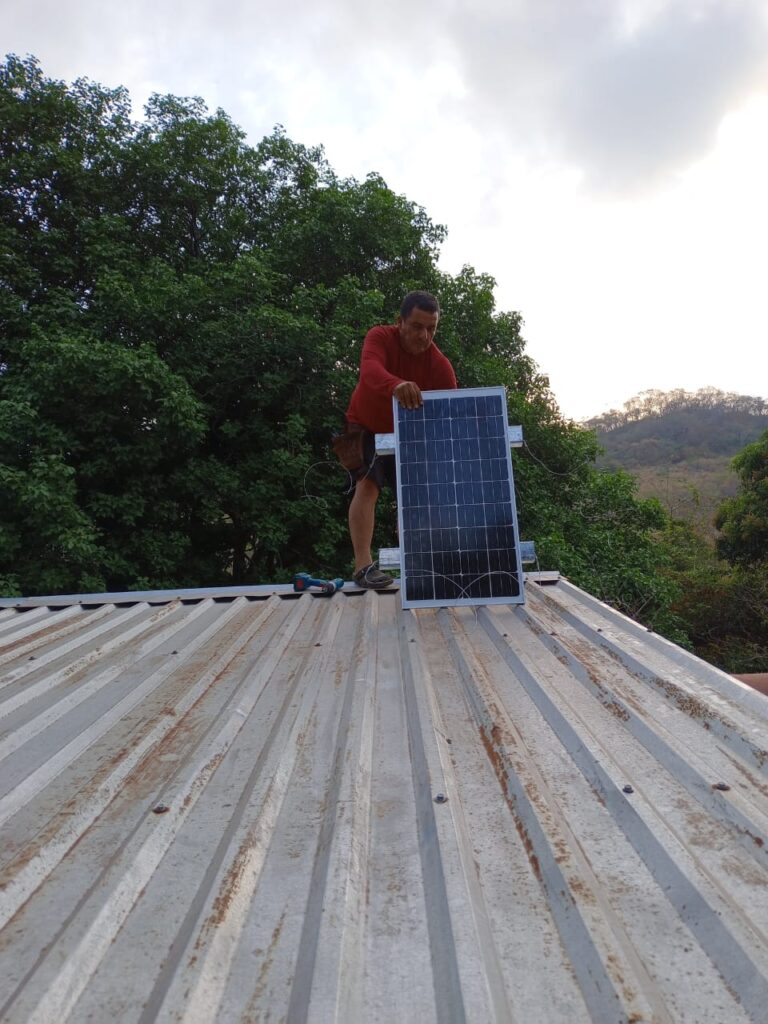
345, 291, 457, 589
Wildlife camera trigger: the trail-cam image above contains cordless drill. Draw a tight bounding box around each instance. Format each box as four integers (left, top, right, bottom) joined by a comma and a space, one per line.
292, 572, 344, 595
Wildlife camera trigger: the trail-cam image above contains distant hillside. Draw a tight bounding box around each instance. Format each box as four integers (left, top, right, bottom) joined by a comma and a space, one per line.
583, 388, 768, 536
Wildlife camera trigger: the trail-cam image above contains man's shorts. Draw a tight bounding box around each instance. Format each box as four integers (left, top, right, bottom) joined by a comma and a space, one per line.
351, 425, 397, 493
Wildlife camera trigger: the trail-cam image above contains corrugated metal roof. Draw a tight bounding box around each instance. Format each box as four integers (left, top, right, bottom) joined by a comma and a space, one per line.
1, 579, 768, 1023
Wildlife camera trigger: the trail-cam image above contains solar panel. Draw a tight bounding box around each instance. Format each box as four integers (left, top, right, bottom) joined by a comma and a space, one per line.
394, 386, 525, 609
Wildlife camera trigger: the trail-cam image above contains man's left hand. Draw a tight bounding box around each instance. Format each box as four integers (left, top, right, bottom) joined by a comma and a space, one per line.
393, 381, 422, 409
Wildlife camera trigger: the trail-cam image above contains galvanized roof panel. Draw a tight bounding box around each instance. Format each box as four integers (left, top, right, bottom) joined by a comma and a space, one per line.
1, 580, 767, 1022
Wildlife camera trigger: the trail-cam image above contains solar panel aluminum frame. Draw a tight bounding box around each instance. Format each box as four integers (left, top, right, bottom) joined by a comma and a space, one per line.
393, 386, 526, 609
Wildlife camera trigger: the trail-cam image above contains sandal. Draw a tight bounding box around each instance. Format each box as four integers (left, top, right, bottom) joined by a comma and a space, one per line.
353, 562, 394, 590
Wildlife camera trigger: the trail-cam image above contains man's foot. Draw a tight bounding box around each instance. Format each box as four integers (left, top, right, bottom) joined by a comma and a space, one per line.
353, 562, 394, 590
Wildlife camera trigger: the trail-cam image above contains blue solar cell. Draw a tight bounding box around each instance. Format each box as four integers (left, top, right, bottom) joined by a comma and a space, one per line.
394, 387, 524, 607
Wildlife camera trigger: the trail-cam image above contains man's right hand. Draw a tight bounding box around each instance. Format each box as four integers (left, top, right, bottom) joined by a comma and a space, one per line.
393, 381, 423, 410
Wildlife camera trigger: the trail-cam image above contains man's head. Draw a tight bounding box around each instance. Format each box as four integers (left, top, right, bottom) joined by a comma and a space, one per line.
397, 291, 440, 355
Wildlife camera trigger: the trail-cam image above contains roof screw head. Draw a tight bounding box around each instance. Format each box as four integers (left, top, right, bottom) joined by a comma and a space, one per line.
434, 793, 448, 804
152, 804, 170, 814
713, 782, 731, 792
622, 785, 634, 794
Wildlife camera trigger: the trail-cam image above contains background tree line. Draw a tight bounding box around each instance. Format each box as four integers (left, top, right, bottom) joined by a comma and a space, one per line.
663, 428, 768, 672
586, 387, 768, 433
583, 386, 768, 543
584, 385, 768, 671
1, 55, 764, 673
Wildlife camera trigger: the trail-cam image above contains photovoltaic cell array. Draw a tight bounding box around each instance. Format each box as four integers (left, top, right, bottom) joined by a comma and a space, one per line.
394, 387, 524, 608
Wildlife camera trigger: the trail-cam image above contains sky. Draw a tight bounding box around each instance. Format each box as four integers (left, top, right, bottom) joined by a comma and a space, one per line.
3, 0, 768, 421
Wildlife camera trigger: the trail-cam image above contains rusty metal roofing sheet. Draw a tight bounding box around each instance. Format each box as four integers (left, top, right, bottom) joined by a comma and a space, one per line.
1, 579, 768, 1023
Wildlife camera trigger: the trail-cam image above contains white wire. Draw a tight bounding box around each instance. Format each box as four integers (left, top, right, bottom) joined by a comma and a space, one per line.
302, 460, 351, 508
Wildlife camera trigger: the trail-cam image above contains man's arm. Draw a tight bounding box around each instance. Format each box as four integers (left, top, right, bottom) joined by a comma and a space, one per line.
359, 327, 457, 410
359, 326, 403, 395
360, 328, 424, 408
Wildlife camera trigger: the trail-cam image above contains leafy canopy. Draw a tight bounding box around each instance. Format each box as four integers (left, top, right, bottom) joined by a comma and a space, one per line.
1, 54, 681, 644
715, 430, 768, 568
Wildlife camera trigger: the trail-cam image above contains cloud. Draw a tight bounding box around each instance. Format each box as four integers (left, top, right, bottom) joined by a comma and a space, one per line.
436, 0, 768, 191
4, 0, 768, 193
3, 1, 767, 420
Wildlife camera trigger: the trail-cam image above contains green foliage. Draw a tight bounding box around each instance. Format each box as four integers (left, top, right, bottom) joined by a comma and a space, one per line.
715, 430, 768, 568
1, 56, 438, 589
0, 327, 204, 592
584, 388, 768, 546
656, 517, 768, 673
667, 429, 768, 672
0, 53, 685, 638
586, 388, 768, 475
523, 461, 688, 642
686, 565, 768, 673
586, 387, 767, 435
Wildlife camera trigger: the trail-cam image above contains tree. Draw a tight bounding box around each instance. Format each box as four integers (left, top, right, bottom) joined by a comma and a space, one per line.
715, 430, 768, 567
647, 431, 768, 673
1, 54, 685, 643
1, 56, 204, 593
1, 57, 446, 590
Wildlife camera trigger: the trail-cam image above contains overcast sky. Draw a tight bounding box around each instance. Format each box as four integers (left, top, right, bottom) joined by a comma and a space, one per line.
4, 0, 767, 420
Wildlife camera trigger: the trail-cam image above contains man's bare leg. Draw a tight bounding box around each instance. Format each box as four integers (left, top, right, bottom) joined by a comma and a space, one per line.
349, 475, 380, 572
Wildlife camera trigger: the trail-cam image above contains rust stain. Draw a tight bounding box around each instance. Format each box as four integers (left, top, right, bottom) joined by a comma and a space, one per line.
679, 803, 726, 850
515, 818, 541, 881
621, 692, 644, 714
470, 647, 503, 686
205, 829, 256, 931
14, 782, 86, 904
0, 659, 234, 918
603, 700, 630, 722
0, 789, 84, 925
566, 876, 597, 906
0, 616, 82, 659
561, 635, 607, 682
650, 675, 724, 726
745, 830, 765, 849
182, 752, 225, 810
605, 953, 640, 1008
553, 836, 570, 866
479, 723, 541, 881
720, 854, 768, 887
250, 910, 287, 1009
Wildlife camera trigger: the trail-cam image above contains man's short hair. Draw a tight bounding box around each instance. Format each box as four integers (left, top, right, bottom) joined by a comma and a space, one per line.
400, 290, 440, 320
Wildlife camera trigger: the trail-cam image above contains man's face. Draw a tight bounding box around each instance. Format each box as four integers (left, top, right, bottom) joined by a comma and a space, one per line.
397, 307, 440, 355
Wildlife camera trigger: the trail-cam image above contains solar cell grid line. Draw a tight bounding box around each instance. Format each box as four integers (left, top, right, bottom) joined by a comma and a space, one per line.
394, 387, 525, 609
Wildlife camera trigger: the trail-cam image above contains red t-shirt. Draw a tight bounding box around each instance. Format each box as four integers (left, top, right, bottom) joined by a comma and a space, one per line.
345, 324, 458, 433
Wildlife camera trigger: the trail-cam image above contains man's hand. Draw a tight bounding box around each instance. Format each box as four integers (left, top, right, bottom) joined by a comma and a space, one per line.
393, 381, 423, 410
